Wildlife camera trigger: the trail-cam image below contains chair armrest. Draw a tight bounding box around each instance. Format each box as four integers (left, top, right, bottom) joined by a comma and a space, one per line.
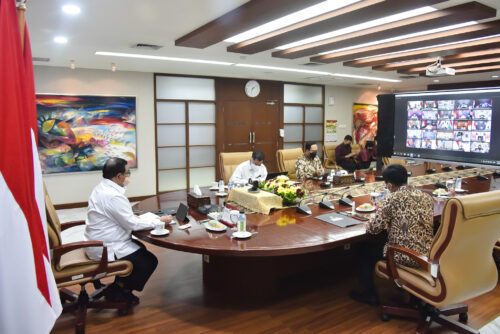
60, 220, 85, 231
53, 241, 108, 280
386, 245, 437, 285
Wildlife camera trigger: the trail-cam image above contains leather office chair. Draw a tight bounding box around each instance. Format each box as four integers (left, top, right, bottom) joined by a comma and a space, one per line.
323, 144, 338, 169
351, 143, 361, 156
276, 147, 303, 179
218, 151, 253, 184
382, 157, 406, 166
375, 190, 500, 334
44, 186, 133, 334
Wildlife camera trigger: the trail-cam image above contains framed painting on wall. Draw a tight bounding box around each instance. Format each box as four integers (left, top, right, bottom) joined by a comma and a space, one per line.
353, 103, 378, 145
36, 94, 137, 174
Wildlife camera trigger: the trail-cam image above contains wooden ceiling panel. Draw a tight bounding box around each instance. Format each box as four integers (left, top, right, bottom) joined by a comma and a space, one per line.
272, 2, 496, 59
174, 0, 324, 48
226, 0, 448, 54
311, 20, 500, 64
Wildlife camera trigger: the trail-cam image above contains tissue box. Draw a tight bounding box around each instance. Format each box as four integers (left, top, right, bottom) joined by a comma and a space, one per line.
187, 192, 211, 208
332, 174, 355, 185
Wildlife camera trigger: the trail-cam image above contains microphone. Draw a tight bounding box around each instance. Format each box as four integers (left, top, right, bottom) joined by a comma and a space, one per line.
339, 183, 365, 206
318, 192, 335, 210
434, 180, 447, 189
296, 198, 312, 215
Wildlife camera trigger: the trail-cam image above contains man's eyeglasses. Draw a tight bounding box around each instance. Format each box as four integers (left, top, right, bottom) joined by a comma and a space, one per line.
123, 171, 131, 176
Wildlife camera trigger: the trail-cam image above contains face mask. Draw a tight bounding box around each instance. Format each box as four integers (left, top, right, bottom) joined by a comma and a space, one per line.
123, 176, 130, 187
309, 151, 317, 159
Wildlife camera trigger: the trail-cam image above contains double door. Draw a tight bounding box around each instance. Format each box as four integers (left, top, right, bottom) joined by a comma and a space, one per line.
221, 101, 280, 173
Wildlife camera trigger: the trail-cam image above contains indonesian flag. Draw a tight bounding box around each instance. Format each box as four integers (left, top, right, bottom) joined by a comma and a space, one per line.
0, 0, 62, 333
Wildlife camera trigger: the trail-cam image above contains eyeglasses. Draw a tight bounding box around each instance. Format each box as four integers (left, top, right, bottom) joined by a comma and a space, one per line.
123, 171, 131, 176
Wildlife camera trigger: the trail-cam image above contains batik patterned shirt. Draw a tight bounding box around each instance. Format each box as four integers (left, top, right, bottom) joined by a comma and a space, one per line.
366, 185, 434, 268
295, 154, 323, 179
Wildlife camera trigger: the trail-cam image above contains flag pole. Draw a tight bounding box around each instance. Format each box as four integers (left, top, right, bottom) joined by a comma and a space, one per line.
16, 0, 26, 52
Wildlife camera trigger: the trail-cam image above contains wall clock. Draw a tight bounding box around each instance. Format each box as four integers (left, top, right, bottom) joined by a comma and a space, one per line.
245, 80, 260, 98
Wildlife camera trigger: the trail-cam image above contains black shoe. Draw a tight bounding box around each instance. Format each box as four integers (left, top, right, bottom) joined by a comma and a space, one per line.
104, 283, 128, 302
349, 290, 379, 306
125, 291, 140, 306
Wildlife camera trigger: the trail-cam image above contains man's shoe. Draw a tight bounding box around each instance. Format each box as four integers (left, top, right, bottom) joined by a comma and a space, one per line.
349, 290, 379, 306
125, 291, 140, 306
104, 283, 127, 302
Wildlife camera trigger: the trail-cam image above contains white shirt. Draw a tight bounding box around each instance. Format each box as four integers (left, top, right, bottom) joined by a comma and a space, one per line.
229, 160, 267, 185
84, 179, 154, 261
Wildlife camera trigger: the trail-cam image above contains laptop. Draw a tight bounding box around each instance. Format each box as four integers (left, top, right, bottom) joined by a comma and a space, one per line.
266, 171, 289, 180
175, 202, 189, 222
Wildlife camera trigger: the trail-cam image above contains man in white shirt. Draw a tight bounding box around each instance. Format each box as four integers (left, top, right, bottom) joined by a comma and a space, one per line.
229, 150, 268, 185
84, 157, 172, 304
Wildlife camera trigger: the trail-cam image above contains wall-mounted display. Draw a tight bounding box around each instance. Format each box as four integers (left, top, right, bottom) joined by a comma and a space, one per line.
36, 94, 137, 174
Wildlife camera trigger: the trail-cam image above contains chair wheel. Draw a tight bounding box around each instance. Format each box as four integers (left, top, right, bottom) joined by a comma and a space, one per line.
459, 312, 468, 323
381, 313, 391, 322
118, 308, 129, 316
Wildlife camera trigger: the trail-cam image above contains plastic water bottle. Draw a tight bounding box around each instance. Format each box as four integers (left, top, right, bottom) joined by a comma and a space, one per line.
218, 179, 225, 193
456, 176, 462, 190
227, 181, 234, 194
238, 211, 246, 232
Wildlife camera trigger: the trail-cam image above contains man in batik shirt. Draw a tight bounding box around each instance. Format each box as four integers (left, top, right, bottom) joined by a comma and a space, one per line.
295, 142, 324, 179
350, 164, 434, 306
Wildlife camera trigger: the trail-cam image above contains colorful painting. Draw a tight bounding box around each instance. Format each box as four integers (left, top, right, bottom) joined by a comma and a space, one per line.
36, 95, 137, 174
353, 103, 378, 144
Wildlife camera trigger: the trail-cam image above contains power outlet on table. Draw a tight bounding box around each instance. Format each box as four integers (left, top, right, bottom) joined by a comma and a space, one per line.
344, 243, 351, 250
203, 255, 210, 263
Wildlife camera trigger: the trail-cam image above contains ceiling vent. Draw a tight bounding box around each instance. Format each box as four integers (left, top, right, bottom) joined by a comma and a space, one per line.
399, 75, 418, 79
132, 43, 163, 50
301, 62, 324, 66
33, 57, 50, 62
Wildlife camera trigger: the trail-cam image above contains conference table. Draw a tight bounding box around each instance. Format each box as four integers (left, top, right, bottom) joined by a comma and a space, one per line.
133, 163, 496, 297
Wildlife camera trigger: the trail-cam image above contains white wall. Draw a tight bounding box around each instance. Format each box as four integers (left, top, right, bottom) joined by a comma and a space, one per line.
34, 66, 155, 205
324, 85, 384, 143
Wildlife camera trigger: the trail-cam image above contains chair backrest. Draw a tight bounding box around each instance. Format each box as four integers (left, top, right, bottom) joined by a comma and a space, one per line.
428, 191, 500, 307
351, 143, 361, 155
219, 151, 252, 184
276, 148, 303, 179
43, 184, 63, 248
323, 145, 337, 169
383, 157, 406, 166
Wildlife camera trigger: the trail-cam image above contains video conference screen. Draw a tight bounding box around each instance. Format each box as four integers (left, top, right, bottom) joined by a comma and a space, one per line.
393, 88, 500, 167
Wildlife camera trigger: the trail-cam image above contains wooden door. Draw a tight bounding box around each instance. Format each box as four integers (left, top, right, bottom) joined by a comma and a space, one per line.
222, 101, 253, 152
253, 102, 279, 172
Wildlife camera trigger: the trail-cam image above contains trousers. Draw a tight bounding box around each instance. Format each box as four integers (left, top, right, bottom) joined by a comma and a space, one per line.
116, 240, 158, 291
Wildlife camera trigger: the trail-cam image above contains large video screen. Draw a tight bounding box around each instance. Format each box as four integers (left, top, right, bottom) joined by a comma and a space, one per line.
393, 88, 500, 167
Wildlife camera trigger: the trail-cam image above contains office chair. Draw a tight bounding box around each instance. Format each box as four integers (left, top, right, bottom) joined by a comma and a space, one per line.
218, 151, 253, 184
375, 190, 500, 333
323, 144, 338, 169
276, 147, 303, 179
44, 185, 133, 334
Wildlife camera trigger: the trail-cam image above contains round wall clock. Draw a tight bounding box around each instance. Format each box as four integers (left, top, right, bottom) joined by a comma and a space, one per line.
245, 80, 260, 98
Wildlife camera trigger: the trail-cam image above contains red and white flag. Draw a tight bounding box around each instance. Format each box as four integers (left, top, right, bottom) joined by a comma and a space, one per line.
0, 0, 62, 333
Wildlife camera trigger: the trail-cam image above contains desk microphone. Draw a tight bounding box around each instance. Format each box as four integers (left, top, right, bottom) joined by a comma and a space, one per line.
296, 198, 312, 215
339, 183, 365, 206
318, 192, 335, 210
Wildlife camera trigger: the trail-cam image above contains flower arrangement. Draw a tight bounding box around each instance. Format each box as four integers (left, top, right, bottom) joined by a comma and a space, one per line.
259, 175, 306, 205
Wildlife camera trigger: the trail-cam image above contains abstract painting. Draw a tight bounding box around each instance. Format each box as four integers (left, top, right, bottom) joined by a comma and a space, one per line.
36, 95, 137, 174
353, 103, 378, 145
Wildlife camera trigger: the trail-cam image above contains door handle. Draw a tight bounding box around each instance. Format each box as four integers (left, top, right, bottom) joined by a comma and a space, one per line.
249, 132, 252, 144
252, 132, 255, 144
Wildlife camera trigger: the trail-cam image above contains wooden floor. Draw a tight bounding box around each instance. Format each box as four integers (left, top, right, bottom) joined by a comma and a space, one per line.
52, 243, 500, 334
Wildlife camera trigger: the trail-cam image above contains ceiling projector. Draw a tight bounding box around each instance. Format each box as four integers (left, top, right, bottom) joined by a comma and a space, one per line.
426, 57, 455, 77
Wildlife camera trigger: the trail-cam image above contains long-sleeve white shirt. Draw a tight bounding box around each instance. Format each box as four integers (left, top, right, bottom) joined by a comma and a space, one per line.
84, 179, 154, 261
229, 160, 267, 185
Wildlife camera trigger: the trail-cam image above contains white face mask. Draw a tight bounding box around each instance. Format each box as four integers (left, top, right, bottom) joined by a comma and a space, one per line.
123, 176, 130, 187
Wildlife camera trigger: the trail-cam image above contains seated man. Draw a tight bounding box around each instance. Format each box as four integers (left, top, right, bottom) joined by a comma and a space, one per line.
335, 135, 358, 172
357, 140, 377, 169
350, 164, 434, 305
84, 157, 173, 304
229, 150, 268, 185
295, 142, 324, 179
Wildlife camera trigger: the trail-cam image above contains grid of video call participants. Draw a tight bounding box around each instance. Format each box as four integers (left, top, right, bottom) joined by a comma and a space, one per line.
407, 99, 492, 153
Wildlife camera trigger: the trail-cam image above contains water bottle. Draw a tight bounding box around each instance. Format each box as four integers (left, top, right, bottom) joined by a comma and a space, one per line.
227, 181, 234, 194
218, 179, 225, 193
456, 176, 462, 190
238, 211, 246, 232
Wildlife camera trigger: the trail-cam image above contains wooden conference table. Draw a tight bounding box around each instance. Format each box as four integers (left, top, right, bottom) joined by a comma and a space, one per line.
133, 163, 496, 296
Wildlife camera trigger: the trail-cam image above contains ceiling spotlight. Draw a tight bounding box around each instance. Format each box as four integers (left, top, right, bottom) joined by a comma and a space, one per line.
62, 4, 80, 15
70, 60, 75, 70
433, 79, 440, 82
492, 75, 499, 78
377, 83, 381, 91
54, 36, 68, 44
111, 63, 116, 72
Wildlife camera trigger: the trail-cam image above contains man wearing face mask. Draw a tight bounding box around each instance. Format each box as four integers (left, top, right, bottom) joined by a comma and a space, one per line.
229, 150, 267, 185
295, 142, 324, 179
84, 157, 172, 305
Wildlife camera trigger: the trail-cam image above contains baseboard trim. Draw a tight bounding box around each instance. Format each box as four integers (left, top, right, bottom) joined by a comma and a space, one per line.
54, 195, 154, 210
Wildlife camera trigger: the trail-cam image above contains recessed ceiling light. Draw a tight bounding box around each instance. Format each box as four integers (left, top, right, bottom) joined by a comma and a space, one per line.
95, 51, 233, 66
331, 72, 400, 82
53, 36, 68, 44
62, 4, 80, 15
235, 63, 331, 75
277, 6, 436, 50
433, 79, 440, 82
492, 75, 499, 78
224, 0, 361, 43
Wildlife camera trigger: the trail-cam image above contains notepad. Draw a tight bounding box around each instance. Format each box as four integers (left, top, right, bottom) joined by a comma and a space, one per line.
315, 212, 364, 228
